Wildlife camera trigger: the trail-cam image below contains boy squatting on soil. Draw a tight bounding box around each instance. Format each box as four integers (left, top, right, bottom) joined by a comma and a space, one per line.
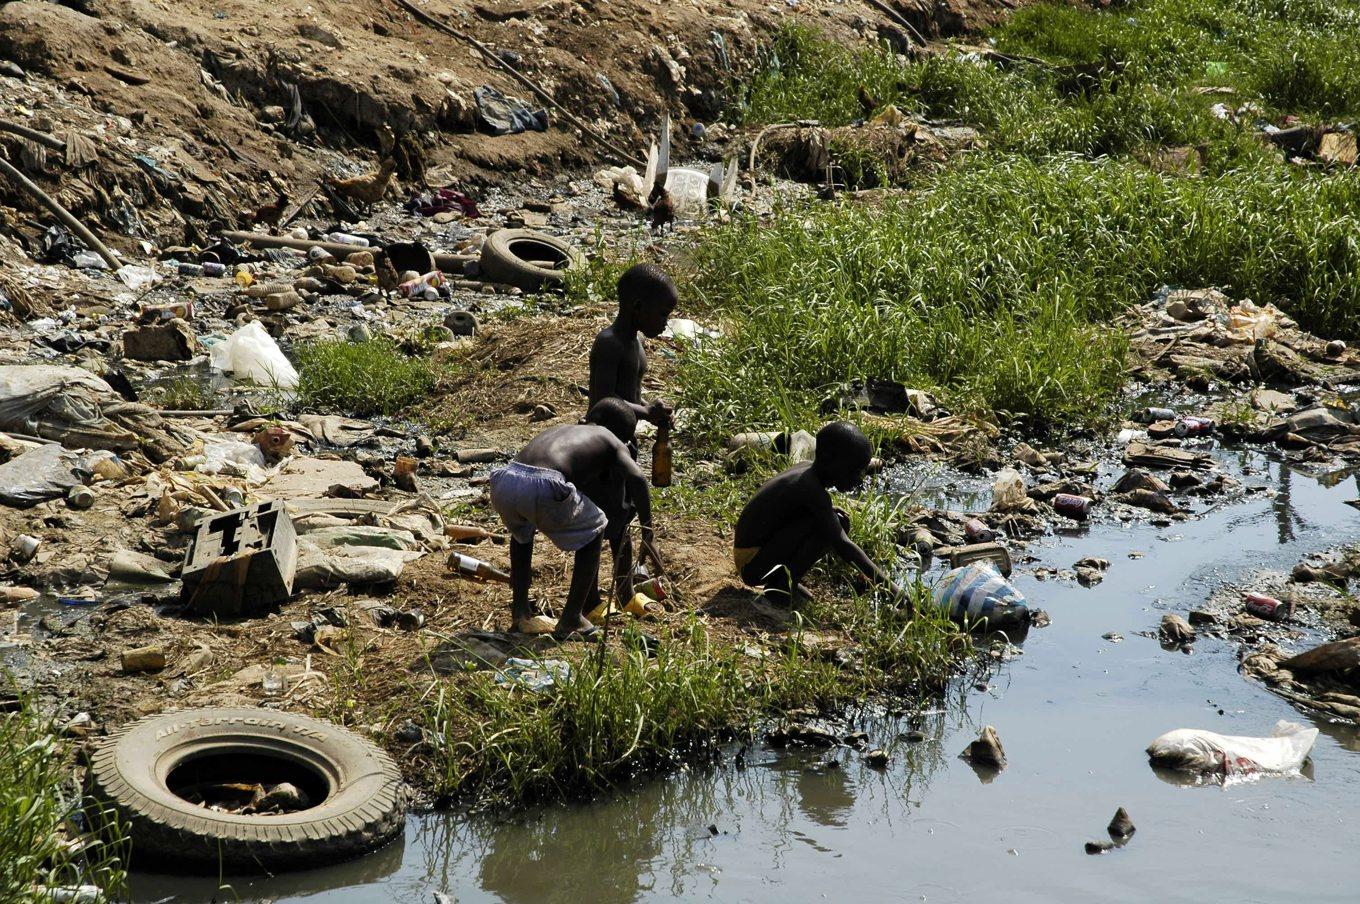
488, 399, 660, 639
734, 422, 910, 609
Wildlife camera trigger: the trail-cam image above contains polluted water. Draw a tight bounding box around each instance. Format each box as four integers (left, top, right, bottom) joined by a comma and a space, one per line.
131, 447, 1360, 903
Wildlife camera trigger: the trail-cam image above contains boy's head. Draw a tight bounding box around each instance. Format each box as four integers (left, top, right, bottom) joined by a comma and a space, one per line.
584, 397, 638, 444
812, 421, 873, 492
617, 263, 678, 338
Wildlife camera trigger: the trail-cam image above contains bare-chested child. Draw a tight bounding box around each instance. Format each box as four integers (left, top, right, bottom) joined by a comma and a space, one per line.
733, 421, 909, 609
489, 398, 661, 640
588, 263, 677, 431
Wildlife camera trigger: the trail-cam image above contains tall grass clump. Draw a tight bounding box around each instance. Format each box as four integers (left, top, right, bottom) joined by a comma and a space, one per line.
295, 337, 434, 417
0, 696, 126, 902
421, 622, 754, 804
681, 155, 1360, 439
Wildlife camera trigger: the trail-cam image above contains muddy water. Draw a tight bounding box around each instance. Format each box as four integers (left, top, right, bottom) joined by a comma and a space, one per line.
132, 449, 1360, 902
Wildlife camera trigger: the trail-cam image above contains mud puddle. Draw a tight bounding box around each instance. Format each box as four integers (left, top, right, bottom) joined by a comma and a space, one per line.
130, 448, 1359, 902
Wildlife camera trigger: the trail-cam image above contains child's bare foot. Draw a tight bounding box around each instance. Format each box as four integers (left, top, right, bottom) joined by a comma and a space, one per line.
552, 615, 600, 641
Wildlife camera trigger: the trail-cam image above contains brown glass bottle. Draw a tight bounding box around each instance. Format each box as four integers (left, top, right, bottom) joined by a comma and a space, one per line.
449, 552, 511, 584
651, 423, 672, 487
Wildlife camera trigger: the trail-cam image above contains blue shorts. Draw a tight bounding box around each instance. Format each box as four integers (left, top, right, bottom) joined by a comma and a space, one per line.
488, 461, 608, 552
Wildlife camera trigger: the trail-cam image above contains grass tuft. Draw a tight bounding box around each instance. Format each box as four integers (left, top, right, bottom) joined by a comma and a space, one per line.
295, 337, 434, 417
0, 693, 126, 902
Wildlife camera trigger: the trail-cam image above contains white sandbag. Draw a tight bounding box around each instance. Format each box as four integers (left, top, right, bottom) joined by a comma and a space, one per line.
293, 539, 423, 589
298, 525, 421, 552
1146, 720, 1318, 775
209, 322, 298, 389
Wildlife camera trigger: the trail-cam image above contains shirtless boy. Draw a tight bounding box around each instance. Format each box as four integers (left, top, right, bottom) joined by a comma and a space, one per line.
489, 398, 660, 639
588, 263, 677, 431
733, 422, 908, 608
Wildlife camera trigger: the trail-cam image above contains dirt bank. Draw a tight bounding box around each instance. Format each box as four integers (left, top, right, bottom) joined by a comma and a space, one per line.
0, 0, 1010, 254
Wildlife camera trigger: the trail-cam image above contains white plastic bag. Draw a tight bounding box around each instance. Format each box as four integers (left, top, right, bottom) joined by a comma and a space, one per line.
209, 322, 298, 389
991, 468, 1027, 512
191, 440, 269, 483
1146, 720, 1318, 776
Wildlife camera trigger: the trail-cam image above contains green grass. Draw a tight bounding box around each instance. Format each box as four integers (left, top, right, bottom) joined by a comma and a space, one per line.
295, 337, 434, 417
150, 375, 219, 411
682, 155, 1360, 436
0, 695, 126, 902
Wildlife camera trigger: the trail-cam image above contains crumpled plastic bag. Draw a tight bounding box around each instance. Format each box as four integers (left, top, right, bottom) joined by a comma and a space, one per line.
991, 468, 1028, 512
1146, 720, 1318, 776
186, 440, 271, 484
473, 85, 548, 136
209, 322, 298, 389
0, 443, 79, 508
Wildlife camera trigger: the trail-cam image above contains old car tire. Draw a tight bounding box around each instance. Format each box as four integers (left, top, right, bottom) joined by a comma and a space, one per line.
479, 228, 582, 292
89, 707, 405, 873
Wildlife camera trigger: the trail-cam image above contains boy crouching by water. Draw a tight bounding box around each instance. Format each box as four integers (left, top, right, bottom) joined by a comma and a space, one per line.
733, 422, 908, 609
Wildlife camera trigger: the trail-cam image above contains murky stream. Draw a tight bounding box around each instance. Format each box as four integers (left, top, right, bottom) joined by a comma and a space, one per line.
132, 448, 1360, 902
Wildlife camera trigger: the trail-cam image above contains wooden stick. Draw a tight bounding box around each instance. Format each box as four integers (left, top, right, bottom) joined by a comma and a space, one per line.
0, 156, 121, 269
0, 119, 65, 151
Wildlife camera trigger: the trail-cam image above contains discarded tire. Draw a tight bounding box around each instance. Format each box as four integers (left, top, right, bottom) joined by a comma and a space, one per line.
479, 228, 582, 292
89, 707, 405, 873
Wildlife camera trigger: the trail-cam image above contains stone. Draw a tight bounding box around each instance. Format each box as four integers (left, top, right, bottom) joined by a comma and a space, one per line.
961, 725, 1006, 768
1108, 807, 1135, 838
865, 748, 890, 769
122, 319, 197, 361
1085, 840, 1114, 855
1112, 468, 1170, 495
1159, 613, 1197, 644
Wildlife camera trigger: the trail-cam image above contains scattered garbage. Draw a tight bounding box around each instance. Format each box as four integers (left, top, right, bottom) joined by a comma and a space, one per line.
494, 657, 570, 692
1146, 720, 1318, 776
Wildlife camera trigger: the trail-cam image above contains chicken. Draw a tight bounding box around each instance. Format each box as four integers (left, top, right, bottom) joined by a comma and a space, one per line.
375, 251, 401, 298
648, 178, 674, 234
246, 190, 289, 228
324, 158, 396, 208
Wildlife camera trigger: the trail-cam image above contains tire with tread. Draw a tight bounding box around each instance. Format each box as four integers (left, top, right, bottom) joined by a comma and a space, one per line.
89, 707, 405, 873
479, 228, 582, 292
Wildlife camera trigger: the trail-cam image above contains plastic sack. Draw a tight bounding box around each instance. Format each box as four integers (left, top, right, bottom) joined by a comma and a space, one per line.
0, 443, 79, 508
209, 321, 298, 389
194, 440, 267, 478
293, 540, 423, 590
934, 562, 1029, 631
991, 468, 1027, 512
1146, 720, 1318, 775
660, 167, 708, 218
1225, 300, 1284, 343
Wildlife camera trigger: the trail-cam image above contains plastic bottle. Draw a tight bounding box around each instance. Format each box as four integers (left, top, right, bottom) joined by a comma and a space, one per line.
450, 552, 511, 584
176, 261, 204, 277
325, 232, 370, 247
398, 271, 445, 299
652, 423, 672, 488
202, 261, 227, 277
